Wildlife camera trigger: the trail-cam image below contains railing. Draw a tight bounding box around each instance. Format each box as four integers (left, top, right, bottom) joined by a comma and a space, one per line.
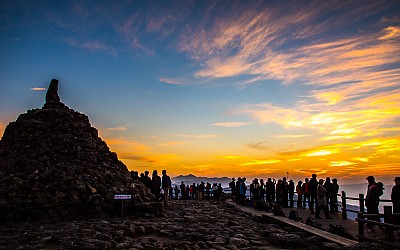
340, 191, 400, 245
340, 191, 392, 219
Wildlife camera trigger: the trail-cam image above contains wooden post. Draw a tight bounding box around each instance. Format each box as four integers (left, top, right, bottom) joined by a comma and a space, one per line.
358, 212, 364, 238
359, 193, 364, 213
342, 191, 347, 220
384, 206, 393, 240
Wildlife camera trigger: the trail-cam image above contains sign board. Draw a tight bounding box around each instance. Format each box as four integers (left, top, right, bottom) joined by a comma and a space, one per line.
114, 194, 132, 200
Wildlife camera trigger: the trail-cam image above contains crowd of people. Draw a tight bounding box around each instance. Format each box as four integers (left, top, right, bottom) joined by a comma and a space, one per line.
229, 174, 338, 219
130, 170, 225, 206
130, 169, 400, 225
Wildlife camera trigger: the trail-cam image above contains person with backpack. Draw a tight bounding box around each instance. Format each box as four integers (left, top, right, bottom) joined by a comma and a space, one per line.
296, 180, 303, 208
315, 179, 333, 219
366, 176, 383, 228
392, 177, 400, 225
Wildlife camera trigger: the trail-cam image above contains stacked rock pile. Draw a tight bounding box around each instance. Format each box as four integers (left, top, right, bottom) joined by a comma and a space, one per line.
0, 79, 156, 222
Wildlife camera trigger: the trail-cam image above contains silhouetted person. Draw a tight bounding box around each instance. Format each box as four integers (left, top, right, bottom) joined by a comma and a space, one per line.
309, 174, 318, 214
259, 179, 266, 204
161, 170, 171, 206
281, 177, 288, 207
323, 177, 334, 213
151, 170, 161, 201
392, 177, 400, 225
180, 181, 186, 199
229, 178, 236, 200
198, 182, 205, 200
174, 185, 179, 200
296, 181, 303, 208
315, 179, 332, 219
266, 178, 275, 205
235, 178, 241, 203
366, 176, 383, 229
302, 178, 310, 208
131, 171, 139, 181
332, 178, 339, 212
239, 178, 247, 205
288, 179, 295, 208
142, 171, 152, 189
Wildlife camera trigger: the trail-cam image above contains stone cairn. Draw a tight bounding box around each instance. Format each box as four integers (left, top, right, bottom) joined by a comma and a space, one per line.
0, 79, 157, 222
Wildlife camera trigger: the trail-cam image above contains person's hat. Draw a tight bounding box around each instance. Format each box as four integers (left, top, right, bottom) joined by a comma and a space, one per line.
319, 179, 324, 183
377, 182, 385, 190
394, 177, 400, 182
366, 176, 375, 181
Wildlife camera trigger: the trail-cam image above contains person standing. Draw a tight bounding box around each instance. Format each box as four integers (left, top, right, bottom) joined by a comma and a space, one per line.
332, 178, 339, 212
239, 178, 247, 205
392, 177, 400, 225
259, 179, 266, 204
229, 178, 236, 200
288, 180, 295, 208
309, 174, 318, 214
366, 176, 383, 227
282, 177, 289, 207
296, 180, 303, 208
161, 170, 171, 206
302, 178, 310, 208
323, 177, 334, 213
180, 181, 186, 200
315, 179, 333, 219
151, 170, 161, 201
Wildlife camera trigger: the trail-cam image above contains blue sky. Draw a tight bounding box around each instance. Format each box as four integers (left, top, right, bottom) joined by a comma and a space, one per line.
1, 0, 400, 184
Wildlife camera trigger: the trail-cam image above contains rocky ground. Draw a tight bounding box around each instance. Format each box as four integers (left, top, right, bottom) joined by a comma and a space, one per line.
0, 199, 383, 250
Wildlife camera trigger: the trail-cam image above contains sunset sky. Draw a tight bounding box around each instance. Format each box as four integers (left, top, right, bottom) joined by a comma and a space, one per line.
1, 0, 400, 184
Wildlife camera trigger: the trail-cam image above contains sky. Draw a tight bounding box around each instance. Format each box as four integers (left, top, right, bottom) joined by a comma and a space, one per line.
1, 0, 400, 185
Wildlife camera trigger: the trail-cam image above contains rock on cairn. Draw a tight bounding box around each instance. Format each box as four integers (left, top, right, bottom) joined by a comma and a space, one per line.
0, 79, 156, 222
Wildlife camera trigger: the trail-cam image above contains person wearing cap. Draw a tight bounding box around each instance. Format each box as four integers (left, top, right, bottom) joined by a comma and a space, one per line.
392, 177, 400, 225
315, 179, 333, 219
365, 176, 383, 227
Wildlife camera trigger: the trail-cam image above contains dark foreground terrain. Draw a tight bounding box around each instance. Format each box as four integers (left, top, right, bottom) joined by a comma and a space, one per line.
0, 200, 382, 250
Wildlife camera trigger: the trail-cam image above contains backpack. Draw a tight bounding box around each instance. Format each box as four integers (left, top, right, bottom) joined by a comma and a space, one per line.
328, 224, 356, 240
272, 204, 286, 217
306, 217, 323, 230
288, 210, 302, 222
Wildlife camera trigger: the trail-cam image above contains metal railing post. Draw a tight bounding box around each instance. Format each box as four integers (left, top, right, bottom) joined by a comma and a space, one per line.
359, 193, 364, 213
341, 191, 347, 219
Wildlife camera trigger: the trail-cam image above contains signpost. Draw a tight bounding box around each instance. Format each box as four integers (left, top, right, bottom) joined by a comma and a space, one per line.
114, 194, 132, 217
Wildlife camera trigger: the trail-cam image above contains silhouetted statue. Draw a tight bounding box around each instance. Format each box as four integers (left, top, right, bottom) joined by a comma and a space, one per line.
46, 79, 60, 103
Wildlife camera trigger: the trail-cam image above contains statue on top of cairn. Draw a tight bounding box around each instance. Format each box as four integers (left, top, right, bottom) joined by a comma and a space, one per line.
43, 78, 66, 109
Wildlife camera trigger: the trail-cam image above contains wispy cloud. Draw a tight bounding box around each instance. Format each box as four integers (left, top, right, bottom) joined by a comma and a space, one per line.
66, 39, 117, 55
173, 133, 218, 139
247, 141, 270, 151
379, 26, 400, 40
212, 122, 250, 127
107, 126, 127, 131
157, 141, 185, 146
30, 87, 46, 91
274, 134, 310, 138
159, 77, 186, 85
240, 159, 281, 166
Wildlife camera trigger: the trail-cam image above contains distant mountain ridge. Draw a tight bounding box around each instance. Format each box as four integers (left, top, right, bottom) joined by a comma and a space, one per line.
171, 174, 231, 187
